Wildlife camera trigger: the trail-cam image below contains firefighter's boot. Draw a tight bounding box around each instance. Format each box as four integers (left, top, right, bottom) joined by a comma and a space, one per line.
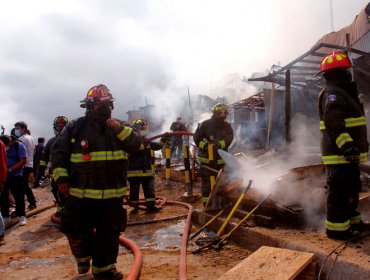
77, 261, 90, 274
351, 220, 370, 232
146, 204, 162, 213
92, 269, 123, 279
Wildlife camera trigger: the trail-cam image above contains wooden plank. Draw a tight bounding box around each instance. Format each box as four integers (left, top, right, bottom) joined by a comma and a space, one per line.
217, 246, 315, 280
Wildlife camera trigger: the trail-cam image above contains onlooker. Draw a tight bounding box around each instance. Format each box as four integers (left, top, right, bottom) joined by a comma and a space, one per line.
0, 139, 7, 244
32, 137, 45, 188
170, 116, 187, 160
14, 122, 37, 210
0, 135, 27, 225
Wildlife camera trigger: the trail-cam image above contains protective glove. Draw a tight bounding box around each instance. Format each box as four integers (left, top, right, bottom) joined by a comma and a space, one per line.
58, 182, 70, 197
343, 146, 360, 163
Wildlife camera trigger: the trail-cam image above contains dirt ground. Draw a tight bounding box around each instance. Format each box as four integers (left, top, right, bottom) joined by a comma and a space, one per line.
0, 172, 252, 280
1, 167, 369, 280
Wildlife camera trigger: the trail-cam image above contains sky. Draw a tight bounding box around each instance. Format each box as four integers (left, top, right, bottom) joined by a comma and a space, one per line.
0, 0, 369, 139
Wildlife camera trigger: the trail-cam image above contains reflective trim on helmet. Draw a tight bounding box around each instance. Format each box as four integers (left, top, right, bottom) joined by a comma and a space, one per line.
116, 126, 133, 141
321, 152, 368, 164
70, 187, 127, 199
335, 133, 353, 149
319, 51, 352, 73
70, 151, 127, 162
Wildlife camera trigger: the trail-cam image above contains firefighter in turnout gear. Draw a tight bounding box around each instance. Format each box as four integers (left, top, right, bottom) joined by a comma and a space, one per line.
51, 84, 142, 279
193, 103, 234, 206
128, 119, 163, 214
35, 116, 68, 216
318, 51, 370, 240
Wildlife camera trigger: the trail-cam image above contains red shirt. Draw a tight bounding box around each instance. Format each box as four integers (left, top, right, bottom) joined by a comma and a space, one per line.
0, 140, 7, 185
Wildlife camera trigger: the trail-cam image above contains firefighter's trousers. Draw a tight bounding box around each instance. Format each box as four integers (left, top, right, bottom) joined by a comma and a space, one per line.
128, 177, 156, 207
61, 196, 123, 274
325, 163, 362, 237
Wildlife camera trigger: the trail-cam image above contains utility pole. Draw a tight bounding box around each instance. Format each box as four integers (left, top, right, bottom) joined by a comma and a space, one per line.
187, 86, 194, 123
330, 0, 334, 32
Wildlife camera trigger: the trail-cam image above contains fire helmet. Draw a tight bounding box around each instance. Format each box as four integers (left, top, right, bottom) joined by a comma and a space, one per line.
318, 51, 353, 74
53, 116, 68, 134
133, 119, 146, 129
80, 84, 114, 108
133, 119, 148, 136
212, 103, 228, 118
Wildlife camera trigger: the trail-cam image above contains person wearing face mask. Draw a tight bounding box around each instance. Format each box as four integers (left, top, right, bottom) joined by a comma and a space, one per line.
13, 121, 37, 211
193, 103, 234, 207
318, 51, 370, 240
127, 119, 163, 214
0, 135, 27, 226
51, 84, 142, 280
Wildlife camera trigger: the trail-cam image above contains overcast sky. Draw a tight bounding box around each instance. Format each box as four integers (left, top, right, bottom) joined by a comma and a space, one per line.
0, 0, 368, 139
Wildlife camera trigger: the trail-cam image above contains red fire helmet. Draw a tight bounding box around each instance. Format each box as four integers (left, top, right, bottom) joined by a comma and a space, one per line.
80, 84, 114, 108
318, 51, 353, 74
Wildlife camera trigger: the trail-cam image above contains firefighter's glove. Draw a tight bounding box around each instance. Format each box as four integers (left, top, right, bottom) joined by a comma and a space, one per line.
343, 146, 360, 163
58, 182, 70, 197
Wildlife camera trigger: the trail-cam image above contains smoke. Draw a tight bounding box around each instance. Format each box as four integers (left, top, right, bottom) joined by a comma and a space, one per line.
218, 114, 327, 229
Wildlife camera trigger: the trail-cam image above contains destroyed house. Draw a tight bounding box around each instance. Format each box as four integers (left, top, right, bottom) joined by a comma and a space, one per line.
231, 3, 370, 152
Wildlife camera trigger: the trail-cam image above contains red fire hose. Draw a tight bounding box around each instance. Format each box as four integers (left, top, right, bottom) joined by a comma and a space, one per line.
147, 131, 194, 142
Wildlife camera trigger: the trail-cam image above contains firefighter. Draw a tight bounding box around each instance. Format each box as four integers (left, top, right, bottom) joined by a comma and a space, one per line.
170, 116, 187, 160
128, 119, 163, 214
318, 51, 370, 240
193, 103, 234, 206
35, 116, 68, 216
51, 84, 142, 279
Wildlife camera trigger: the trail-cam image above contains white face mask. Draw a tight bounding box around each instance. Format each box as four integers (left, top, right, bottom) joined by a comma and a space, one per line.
14, 129, 22, 137
140, 130, 148, 137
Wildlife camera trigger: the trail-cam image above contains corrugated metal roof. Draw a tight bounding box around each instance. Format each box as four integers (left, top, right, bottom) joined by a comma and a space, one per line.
248, 4, 370, 88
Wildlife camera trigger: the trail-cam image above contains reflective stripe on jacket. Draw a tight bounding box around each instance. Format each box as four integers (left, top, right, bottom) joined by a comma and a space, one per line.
319, 84, 368, 165
193, 115, 233, 168
128, 140, 162, 178
51, 116, 142, 199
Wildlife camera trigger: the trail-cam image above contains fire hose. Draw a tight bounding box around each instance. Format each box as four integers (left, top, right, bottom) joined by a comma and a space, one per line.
5, 203, 55, 229
147, 131, 194, 142
123, 197, 193, 280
